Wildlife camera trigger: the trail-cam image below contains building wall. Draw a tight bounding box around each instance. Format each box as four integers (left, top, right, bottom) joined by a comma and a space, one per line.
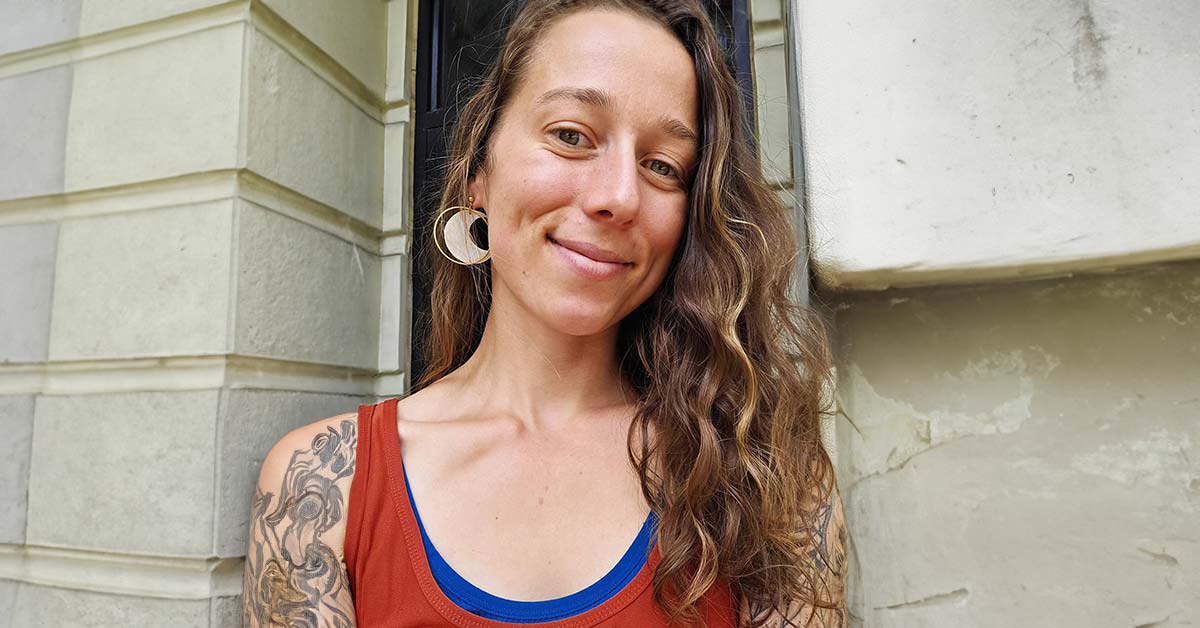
0, 1, 412, 625
791, 0, 1200, 625
7, 0, 1186, 626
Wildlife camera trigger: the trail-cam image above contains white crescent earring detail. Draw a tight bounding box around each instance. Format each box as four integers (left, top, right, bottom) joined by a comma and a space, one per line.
433, 194, 491, 265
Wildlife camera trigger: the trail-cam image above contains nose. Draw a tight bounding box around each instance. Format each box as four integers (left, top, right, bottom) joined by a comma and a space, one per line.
579, 141, 641, 223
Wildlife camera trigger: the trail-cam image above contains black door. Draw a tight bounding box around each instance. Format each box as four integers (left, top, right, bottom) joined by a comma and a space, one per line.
410, 0, 755, 384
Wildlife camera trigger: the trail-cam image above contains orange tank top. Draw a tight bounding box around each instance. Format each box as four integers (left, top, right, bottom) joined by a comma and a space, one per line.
344, 398, 739, 627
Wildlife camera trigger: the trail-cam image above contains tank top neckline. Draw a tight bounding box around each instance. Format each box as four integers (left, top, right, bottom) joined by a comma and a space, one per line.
377, 397, 665, 628
399, 457, 659, 622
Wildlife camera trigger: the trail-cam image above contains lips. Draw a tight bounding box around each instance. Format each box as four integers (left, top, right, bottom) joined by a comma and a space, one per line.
547, 235, 632, 280
547, 236, 631, 265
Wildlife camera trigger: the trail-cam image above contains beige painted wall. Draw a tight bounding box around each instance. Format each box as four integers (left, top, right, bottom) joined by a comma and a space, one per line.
797, 0, 1200, 291
789, 0, 1200, 625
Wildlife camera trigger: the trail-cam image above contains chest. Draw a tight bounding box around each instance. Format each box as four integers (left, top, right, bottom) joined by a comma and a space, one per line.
399, 423, 653, 600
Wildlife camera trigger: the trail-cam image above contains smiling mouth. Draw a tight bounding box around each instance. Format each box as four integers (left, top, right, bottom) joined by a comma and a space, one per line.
546, 235, 633, 266
546, 235, 634, 280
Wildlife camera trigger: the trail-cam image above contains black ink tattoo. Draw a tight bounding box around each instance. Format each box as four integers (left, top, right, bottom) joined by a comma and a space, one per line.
243, 419, 358, 628
741, 487, 850, 628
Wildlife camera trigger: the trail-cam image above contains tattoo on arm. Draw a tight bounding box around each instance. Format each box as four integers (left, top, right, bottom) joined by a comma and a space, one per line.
243, 419, 358, 628
742, 486, 849, 628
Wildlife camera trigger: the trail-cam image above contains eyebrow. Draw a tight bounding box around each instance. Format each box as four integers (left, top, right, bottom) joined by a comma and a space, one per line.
533, 86, 699, 148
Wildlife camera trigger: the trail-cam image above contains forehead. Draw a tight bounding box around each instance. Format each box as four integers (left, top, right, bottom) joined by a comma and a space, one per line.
515, 9, 698, 126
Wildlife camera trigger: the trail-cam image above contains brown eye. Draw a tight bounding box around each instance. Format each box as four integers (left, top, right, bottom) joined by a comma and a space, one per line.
648, 160, 677, 178
556, 129, 582, 146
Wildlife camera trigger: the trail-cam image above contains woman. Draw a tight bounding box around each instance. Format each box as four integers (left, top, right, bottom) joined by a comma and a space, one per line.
243, 1, 847, 627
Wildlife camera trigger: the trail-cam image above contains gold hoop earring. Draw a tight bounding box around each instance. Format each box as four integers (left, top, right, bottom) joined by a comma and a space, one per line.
433, 195, 491, 265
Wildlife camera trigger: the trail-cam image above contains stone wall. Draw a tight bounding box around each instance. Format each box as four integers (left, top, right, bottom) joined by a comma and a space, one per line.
0, 1, 412, 624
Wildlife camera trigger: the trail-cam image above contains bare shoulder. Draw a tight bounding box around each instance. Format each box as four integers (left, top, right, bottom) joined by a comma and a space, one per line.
243, 411, 360, 628
739, 477, 849, 628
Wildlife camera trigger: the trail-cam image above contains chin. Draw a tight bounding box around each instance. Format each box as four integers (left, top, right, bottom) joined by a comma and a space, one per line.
541, 297, 623, 335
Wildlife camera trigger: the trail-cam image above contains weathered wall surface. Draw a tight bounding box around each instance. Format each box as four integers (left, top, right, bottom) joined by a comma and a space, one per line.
797, 0, 1200, 291
787, 0, 1200, 625
830, 260, 1198, 626
0, 1, 412, 625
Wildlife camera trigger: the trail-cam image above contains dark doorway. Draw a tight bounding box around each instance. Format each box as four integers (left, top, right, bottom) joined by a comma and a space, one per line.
409, 0, 755, 384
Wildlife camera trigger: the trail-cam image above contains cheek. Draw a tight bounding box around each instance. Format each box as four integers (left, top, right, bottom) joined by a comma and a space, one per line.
652, 208, 688, 255
494, 148, 577, 212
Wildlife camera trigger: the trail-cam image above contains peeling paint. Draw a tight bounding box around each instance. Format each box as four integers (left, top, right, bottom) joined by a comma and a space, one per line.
1071, 429, 1195, 494
840, 347, 1056, 484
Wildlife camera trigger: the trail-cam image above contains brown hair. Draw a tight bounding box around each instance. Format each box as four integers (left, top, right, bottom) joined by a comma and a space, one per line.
414, 1, 843, 625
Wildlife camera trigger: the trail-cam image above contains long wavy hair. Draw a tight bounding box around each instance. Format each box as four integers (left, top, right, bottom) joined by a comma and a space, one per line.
413, 1, 842, 625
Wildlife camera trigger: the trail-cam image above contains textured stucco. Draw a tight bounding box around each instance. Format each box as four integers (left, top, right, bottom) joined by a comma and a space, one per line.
246, 27, 385, 226
75, 0, 226, 36
0, 395, 36, 544
0, 579, 16, 628
10, 583, 210, 627
0, 222, 58, 363
798, 0, 1200, 290
27, 391, 221, 555
62, 22, 242, 192
47, 201, 234, 360
261, 0, 389, 97
1, 1, 402, 625
831, 259, 1199, 626
0, 66, 73, 201
234, 201, 381, 369
0, 0, 81, 55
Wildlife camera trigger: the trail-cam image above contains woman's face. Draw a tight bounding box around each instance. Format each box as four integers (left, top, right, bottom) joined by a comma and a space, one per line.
469, 8, 699, 336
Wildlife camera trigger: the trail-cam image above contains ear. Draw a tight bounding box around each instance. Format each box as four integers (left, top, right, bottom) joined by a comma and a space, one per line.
467, 171, 488, 209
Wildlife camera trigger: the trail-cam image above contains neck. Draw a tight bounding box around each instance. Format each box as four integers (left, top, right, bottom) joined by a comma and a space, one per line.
448, 290, 638, 433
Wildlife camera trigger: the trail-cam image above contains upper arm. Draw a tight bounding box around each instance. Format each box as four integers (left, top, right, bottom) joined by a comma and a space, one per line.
740, 482, 849, 628
242, 413, 360, 628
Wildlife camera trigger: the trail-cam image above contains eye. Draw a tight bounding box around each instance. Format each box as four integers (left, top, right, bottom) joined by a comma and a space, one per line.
554, 128, 586, 147
647, 159, 678, 179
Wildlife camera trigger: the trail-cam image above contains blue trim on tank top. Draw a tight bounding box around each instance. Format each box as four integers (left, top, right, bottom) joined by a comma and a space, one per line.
400, 459, 658, 623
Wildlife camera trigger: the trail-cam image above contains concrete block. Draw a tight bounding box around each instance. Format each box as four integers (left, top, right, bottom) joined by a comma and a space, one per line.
0, 66, 72, 201
234, 201, 380, 369
27, 391, 219, 555
0, 0, 81, 55
48, 200, 233, 360
11, 582, 209, 628
382, 120, 409, 232
76, 0, 226, 36
0, 396, 35, 544
246, 29, 385, 227
799, 0, 1200, 285
63, 23, 241, 192
0, 579, 14, 628
384, 0, 412, 101
751, 0, 781, 25
262, 0, 389, 97
753, 43, 792, 186
0, 223, 58, 363
210, 594, 243, 628
215, 389, 370, 556
377, 249, 410, 373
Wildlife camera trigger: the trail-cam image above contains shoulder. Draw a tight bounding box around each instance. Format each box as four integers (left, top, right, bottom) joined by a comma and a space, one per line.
244, 411, 361, 626
257, 411, 360, 488
251, 410, 362, 544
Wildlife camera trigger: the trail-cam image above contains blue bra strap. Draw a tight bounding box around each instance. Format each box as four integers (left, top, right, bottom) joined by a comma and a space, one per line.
400, 459, 658, 623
